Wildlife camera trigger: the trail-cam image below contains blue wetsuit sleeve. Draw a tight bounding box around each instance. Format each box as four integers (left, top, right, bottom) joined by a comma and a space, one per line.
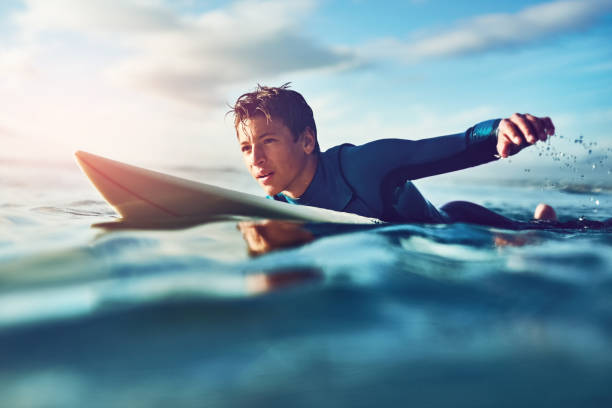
340, 119, 501, 185
466, 118, 500, 147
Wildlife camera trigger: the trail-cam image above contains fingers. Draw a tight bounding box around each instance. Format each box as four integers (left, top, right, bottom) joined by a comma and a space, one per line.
499, 117, 525, 146
511, 113, 539, 144
542, 116, 555, 136
496, 113, 556, 158
497, 118, 525, 158
524, 113, 545, 142
496, 133, 514, 158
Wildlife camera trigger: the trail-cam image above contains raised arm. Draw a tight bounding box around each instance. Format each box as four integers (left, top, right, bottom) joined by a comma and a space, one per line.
340, 114, 554, 186
339, 119, 501, 187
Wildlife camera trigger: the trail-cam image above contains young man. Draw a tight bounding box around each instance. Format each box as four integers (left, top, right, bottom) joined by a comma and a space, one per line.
230, 83, 556, 227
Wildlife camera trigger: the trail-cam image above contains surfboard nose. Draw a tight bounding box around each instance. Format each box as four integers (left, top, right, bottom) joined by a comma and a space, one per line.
74, 150, 143, 219
74, 150, 98, 170
74, 150, 180, 220
74, 150, 95, 177
74, 151, 107, 186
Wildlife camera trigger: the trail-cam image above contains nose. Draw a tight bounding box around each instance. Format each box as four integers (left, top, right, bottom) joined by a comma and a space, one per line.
252, 144, 266, 166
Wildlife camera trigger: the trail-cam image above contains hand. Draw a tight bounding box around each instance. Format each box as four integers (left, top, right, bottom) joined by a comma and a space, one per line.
496, 113, 555, 158
237, 219, 315, 256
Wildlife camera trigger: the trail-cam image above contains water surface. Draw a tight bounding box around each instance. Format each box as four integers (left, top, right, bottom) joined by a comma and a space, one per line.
1, 158, 612, 407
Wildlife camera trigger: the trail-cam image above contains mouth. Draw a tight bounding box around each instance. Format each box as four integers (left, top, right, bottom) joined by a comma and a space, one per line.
256, 171, 274, 184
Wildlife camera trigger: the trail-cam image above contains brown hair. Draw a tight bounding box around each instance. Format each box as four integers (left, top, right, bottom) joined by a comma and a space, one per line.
228, 83, 320, 154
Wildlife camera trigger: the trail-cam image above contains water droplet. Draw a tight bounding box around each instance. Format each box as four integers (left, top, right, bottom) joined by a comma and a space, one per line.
592, 164, 596, 169
595, 200, 600, 206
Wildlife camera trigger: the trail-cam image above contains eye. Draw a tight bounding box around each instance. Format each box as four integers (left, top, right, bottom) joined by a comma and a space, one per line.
241, 145, 251, 153
263, 138, 276, 144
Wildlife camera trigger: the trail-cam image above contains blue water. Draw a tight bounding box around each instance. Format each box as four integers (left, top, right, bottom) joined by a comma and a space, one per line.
1, 158, 612, 407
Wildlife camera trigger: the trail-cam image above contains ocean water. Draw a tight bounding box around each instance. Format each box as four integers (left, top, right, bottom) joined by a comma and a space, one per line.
1, 157, 612, 408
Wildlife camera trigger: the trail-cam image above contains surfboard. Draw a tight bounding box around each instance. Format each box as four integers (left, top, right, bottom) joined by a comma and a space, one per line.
74, 151, 380, 227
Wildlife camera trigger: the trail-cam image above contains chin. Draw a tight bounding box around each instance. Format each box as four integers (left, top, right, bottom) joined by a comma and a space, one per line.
261, 184, 280, 196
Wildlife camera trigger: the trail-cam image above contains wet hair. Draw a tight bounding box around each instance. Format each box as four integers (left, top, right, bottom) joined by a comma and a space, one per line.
228, 82, 320, 154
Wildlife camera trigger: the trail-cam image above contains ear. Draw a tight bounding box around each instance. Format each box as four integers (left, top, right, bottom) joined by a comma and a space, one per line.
300, 127, 316, 155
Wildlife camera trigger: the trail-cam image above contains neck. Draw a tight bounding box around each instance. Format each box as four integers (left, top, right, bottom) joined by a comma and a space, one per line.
282, 154, 319, 199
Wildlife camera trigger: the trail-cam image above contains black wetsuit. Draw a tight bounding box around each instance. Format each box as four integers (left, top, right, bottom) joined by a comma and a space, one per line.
270, 119, 518, 226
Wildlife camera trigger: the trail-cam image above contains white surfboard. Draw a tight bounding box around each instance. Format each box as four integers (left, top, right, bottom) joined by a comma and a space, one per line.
74, 151, 380, 227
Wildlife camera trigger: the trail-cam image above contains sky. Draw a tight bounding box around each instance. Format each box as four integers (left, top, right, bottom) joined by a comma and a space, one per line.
1, 0, 611, 176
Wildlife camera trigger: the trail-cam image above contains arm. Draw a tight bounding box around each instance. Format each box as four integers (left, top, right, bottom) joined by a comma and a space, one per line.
340, 119, 501, 187
340, 114, 554, 184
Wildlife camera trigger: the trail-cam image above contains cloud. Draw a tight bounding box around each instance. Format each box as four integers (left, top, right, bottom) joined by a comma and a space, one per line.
14, 0, 181, 35
108, 29, 354, 107
0, 47, 38, 81
11, 0, 358, 107
0, 124, 18, 138
362, 0, 612, 62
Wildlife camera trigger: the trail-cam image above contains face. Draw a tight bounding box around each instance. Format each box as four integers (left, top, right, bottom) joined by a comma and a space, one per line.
237, 115, 316, 197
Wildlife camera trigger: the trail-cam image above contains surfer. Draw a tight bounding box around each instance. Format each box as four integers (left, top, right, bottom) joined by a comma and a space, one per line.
230, 83, 557, 229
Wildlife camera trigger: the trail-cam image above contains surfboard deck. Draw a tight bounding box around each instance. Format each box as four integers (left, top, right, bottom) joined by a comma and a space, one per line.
74, 151, 381, 227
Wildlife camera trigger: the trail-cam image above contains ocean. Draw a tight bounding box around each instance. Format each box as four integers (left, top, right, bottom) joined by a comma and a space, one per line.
1, 154, 612, 407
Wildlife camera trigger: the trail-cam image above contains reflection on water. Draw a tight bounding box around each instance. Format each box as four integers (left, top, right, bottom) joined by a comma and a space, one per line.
238, 220, 315, 256
246, 267, 323, 294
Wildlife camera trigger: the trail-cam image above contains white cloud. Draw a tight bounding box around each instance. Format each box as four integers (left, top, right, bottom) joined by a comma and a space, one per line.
0, 47, 38, 85
3, 0, 610, 166
14, 0, 181, 35
11, 0, 609, 110
0, 124, 18, 138
361, 0, 612, 62
1, 0, 346, 163
11, 0, 357, 108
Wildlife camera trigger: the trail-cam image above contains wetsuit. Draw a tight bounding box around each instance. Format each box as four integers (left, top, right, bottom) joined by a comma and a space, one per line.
270, 118, 516, 225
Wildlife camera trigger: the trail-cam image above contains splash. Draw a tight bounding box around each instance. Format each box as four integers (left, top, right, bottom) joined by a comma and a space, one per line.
526, 133, 612, 216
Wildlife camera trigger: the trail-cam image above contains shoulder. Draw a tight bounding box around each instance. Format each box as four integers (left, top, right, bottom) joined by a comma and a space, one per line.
321, 143, 355, 158
317, 143, 354, 175
333, 139, 418, 177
